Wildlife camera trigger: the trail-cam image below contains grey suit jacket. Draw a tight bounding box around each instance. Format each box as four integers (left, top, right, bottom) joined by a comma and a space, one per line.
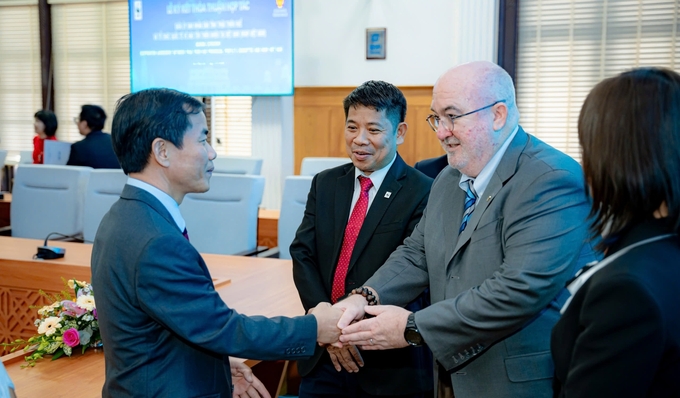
92, 185, 317, 397
365, 128, 598, 398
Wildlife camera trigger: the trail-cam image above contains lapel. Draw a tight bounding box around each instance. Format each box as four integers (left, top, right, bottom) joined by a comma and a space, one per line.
347, 154, 407, 272
332, 164, 357, 272
447, 127, 530, 265
121, 184, 182, 235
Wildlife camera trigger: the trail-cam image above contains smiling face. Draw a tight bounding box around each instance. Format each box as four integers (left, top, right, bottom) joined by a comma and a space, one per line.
344, 105, 406, 176
166, 111, 216, 202
431, 63, 509, 177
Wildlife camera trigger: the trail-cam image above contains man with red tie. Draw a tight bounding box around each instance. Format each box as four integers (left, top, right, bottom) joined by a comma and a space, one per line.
290, 81, 434, 398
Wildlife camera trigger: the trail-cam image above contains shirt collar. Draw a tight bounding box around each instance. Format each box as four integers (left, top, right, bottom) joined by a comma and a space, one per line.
459, 125, 519, 197
354, 153, 397, 192
126, 177, 186, 231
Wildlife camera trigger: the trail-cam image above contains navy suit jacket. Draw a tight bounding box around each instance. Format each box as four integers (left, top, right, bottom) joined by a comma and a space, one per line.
552, 218, 680, 397
290, 154, 434, 395
67, 130, 121, 169
414, 154, 448, 179
91, 185, 317, 397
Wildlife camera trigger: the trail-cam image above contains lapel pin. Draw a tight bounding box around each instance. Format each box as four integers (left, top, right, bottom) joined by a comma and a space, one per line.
486, 196, 492, 202
384, 192, 392, 198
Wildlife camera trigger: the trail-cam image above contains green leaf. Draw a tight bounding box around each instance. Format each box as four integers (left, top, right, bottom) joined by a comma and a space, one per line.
51, 348, 65, 360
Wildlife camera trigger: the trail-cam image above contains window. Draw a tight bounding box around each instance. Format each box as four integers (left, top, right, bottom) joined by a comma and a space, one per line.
516, 0, 680, 162
0, 0, 42, 151
50, 0, 130, 142
209, 96, 252, 156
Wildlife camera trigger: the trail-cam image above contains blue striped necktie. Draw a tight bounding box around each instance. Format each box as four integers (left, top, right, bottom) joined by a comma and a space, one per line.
459, 180, 477, 233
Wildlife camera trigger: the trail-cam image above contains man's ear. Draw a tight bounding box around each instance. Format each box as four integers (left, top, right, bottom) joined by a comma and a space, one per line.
151, 137, 171, 168
395, 122, 408, 145
492, 102, 508, 131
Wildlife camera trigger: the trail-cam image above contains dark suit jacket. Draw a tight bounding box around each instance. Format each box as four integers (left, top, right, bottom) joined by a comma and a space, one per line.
91, 185, 317, 397
552, 218, 680, 397
67, 130, 121, 169
414, 154, 448, 179
365, 128, 598, 398
290, 154, 433, 395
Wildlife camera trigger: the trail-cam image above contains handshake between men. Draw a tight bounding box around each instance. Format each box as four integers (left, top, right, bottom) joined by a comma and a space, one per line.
308, 292, 413, 373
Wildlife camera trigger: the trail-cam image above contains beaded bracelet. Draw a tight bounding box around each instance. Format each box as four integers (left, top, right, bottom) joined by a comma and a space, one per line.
349, 286, 378, 306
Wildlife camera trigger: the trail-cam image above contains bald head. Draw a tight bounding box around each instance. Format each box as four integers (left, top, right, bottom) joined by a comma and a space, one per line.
430, 61, 520, 177
435, 61, 518, 121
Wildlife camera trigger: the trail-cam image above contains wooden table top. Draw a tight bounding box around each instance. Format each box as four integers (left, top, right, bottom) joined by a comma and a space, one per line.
1, 236, 303, 397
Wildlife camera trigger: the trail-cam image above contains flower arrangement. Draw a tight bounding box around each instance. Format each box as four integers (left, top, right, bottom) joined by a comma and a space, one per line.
1, 278, 101, 367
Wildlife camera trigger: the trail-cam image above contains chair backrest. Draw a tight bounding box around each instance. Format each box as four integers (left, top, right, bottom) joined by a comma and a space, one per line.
43, 141, 72, 165
83, 169, 128, 242
18, 151, 33, 164
300, 157, 351, 176
11, 164, 92, 239
180, 174, 265, 255
212, 156, 263, 175
0, 149, 7, 168
277, 176, 313, 259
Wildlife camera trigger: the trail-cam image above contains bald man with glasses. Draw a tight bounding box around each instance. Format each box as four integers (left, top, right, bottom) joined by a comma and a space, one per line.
335, 61, 598, 398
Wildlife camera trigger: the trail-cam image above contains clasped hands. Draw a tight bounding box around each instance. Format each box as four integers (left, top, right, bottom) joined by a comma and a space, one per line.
308, 295, 412, 373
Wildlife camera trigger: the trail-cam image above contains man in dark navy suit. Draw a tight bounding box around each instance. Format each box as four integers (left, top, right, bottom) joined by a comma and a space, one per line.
92, 88, 343, 397
67, 104, 120, 169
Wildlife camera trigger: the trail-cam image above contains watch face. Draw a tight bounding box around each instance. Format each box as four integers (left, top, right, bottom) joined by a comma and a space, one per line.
405, 329, 423, 346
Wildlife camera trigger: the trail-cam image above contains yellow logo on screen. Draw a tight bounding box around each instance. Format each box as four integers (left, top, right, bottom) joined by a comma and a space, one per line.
276, 0, 284, 8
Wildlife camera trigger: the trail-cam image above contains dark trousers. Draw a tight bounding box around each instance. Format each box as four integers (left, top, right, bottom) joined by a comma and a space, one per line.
299, 358, 428, 398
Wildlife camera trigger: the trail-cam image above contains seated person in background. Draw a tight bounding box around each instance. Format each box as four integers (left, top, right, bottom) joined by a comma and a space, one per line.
92, 88, 342, 397
551, 67, 680, 397
67, 104, 120, 169
0, 362, 16, 398
291, 80, 434, 398
32, 109, 58, 164
414, 154, 448, 179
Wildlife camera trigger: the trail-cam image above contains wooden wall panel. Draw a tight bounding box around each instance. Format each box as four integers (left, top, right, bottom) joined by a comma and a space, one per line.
293, 86, 445, 174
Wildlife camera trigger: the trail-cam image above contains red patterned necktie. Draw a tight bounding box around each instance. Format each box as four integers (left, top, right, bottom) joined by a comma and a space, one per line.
331, 176, 373, 303
182, 228, 190, 241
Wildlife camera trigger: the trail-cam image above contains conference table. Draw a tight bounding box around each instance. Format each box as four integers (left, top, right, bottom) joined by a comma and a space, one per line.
0, 236, 303, 397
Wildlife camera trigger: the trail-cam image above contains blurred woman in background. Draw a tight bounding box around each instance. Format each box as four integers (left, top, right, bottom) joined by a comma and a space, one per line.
32, 110, 58, 164
551, 67, 680, 397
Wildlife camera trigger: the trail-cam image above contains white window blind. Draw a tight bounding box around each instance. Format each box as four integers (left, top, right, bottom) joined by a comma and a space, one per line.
210, 96, 252, 156
50, 0, 130, 143
516, 0, 680, 162
0, 0, 42, 151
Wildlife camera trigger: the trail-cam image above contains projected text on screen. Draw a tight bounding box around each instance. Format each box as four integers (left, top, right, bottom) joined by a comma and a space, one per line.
129, 0, 293, 96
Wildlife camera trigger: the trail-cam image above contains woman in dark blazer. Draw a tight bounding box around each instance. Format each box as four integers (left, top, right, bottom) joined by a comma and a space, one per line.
551, 67, 680, 397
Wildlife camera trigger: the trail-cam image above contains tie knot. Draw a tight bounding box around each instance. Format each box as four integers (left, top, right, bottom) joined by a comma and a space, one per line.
358, 176, 373, 192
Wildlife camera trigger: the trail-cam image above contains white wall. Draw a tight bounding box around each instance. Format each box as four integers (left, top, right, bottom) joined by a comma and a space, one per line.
294, 0, 499, 87
256, 0, 499, 209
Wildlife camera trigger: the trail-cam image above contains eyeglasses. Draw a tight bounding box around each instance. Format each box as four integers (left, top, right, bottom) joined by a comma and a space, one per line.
73, 117, 80, 124
426, 100, 505, 132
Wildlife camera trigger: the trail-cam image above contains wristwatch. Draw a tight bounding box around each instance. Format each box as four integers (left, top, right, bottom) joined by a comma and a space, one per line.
404, 313, 424, 346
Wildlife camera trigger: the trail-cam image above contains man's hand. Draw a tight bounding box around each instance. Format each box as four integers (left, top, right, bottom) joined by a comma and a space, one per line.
327, 345, 364, 373
339, 305, 411, 350
310, 302, 343, 344
333, 293, 370, 329
229, 358, 271, 398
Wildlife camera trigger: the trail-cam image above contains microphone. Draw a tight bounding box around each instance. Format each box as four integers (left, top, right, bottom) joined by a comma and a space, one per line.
35, 232, 73, 260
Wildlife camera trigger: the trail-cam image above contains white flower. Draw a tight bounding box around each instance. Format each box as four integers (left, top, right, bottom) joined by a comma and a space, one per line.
76, 295, 95, 311
37, 302, 60, 316
38, 317, 62, 336
67, 280, 76, 289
